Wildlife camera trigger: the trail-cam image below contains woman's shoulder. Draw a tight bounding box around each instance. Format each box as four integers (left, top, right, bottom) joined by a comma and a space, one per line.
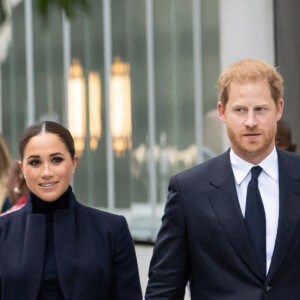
0, 208, 25, 233
77, 202, 118, 216
74, 205, 131, 241
76, 203, 127, 226
70, 191, 125, 221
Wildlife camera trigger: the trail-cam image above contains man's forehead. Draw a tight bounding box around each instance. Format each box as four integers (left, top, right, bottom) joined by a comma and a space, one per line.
229, 78, 268, 86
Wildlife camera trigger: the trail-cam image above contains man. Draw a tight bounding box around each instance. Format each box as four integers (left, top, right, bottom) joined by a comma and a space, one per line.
276, 119, 297, 152
146, 59, 300, 299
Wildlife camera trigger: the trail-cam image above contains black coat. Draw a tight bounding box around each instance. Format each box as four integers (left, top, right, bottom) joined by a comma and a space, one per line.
0, 190, 142, 300
146, 149, 300, 299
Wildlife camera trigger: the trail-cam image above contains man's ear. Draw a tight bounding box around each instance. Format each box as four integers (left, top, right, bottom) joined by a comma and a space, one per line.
218, 101, 226, 122
276, 98, 284, 121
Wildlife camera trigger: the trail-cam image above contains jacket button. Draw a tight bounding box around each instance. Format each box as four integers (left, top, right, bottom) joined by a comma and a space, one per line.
265, 285, 272, 292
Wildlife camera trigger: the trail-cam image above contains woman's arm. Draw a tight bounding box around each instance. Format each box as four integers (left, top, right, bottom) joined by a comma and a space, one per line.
112, 216, 142, 300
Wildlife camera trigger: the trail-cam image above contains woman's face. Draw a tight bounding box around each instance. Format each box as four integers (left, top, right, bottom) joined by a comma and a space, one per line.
19, 132, 78, 202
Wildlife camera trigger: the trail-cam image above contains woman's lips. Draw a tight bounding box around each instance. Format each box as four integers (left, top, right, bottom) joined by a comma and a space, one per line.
39, 182, 58, 188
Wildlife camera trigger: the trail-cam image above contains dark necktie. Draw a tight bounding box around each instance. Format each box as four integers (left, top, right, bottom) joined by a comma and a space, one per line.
245, 166, 266, 274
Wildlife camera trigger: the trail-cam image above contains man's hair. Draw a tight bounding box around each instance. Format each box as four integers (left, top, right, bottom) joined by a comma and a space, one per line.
217, 58, 284, 108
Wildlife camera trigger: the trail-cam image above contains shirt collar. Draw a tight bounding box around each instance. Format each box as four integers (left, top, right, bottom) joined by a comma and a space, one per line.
230, 147, 278, 185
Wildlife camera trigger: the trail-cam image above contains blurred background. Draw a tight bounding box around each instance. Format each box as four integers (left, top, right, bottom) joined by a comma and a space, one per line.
1, 0, 300, 296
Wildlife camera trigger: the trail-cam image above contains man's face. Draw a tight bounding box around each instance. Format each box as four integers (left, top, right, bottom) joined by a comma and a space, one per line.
218, 79, 284, 164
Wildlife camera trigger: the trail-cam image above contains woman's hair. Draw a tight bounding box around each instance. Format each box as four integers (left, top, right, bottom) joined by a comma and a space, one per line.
7, 159, 28, 205
9, 159, 25, 180
217, 58, 284, 108
0, 134, 10, 178
19, 121, 75, 161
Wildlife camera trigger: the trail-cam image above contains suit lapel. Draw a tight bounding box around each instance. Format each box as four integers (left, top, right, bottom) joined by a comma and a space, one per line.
266, 151, 300, 282
209, 151, 266, 280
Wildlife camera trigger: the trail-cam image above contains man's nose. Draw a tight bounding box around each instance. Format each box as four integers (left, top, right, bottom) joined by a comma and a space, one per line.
245, 111, 258, 128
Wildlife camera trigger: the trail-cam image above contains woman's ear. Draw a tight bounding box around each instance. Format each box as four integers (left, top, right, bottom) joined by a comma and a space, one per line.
17, 171, 25, 185
18, 161, 25, 178
72, 156, 79, 173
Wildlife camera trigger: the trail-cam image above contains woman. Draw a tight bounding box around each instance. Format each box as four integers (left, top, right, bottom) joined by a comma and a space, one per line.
0, 121, 142, 299
1, 159, 29, 216
0, 134, 10, 212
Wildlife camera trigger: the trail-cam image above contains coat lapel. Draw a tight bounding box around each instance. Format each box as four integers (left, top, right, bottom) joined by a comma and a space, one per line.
209, 151, 266, 280
54, 194, 77, 299
22, 214, 46, 300
266, 151, 300, 282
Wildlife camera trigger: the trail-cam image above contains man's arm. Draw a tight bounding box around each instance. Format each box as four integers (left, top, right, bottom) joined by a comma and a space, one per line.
145, 176, 190, 299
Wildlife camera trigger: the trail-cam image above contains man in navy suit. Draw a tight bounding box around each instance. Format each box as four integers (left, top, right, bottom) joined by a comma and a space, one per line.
146, 58, 300, 299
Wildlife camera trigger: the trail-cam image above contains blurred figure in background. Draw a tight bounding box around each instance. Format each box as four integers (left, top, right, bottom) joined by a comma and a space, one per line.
1, 159, 29, 216
276, 119, 297, 152
0, 133, 10, 212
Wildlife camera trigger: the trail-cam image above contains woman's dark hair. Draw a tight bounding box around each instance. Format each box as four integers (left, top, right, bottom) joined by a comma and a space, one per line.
19, 121, 75, 161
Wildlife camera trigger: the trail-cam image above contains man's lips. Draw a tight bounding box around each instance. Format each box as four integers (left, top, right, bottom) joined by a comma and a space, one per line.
243, 133, 261, 139
243, 132, 261, 136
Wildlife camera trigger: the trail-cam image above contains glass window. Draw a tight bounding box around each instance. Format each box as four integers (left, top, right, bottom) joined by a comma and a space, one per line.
0, 0, 220, 241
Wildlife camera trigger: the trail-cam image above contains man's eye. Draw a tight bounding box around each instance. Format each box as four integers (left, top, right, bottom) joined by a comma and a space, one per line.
52, 157, 63, 164
256, 107, 265, 112
235, 108, 245, 113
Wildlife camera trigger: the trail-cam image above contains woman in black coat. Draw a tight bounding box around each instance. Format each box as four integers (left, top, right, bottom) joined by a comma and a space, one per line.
0, 121, 142, 300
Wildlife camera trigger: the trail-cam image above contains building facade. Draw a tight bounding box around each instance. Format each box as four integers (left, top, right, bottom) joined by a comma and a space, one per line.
0, 0, 298, 240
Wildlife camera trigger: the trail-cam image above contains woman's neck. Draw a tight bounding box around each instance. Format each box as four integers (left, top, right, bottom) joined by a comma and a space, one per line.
31, 186, 70, 216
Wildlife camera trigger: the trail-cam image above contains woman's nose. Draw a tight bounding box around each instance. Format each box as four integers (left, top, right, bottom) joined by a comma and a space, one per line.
41, 163, 53, 177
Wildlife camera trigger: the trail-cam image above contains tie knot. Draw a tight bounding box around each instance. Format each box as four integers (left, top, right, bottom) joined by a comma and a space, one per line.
251, 166, 262, 180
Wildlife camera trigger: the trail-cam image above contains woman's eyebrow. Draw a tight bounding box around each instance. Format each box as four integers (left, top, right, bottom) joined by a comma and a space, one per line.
49, 152, 65, 157
27, 155, 40, 159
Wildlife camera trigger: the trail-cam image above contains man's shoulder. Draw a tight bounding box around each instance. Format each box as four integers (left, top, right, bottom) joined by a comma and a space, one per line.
277, 149, 300, 177
278, 148, 300, 161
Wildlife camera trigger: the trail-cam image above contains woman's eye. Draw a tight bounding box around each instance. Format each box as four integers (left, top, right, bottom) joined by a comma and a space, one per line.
52, 157, 63, 164
29, 160, 40, 166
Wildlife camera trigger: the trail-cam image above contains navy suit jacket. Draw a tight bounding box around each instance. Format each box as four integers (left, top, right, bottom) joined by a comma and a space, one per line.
146, 149, 300, 299
0, 190, 142, 300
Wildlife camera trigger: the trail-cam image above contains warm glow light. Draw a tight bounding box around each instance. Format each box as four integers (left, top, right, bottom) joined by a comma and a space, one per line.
68, 59, 86, 157
88, 72, 102, 150
110, 56, 132, 157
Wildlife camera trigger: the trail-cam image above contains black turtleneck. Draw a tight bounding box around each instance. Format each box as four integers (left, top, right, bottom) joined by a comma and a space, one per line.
31, 187, 70, 220
31, 186, 71, 300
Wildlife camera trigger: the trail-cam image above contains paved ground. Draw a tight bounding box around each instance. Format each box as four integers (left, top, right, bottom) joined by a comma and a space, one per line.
135, 245, 191, 299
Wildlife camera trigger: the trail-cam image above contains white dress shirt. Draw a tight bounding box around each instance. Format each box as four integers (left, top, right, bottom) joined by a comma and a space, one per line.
230, 147, 279, 274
